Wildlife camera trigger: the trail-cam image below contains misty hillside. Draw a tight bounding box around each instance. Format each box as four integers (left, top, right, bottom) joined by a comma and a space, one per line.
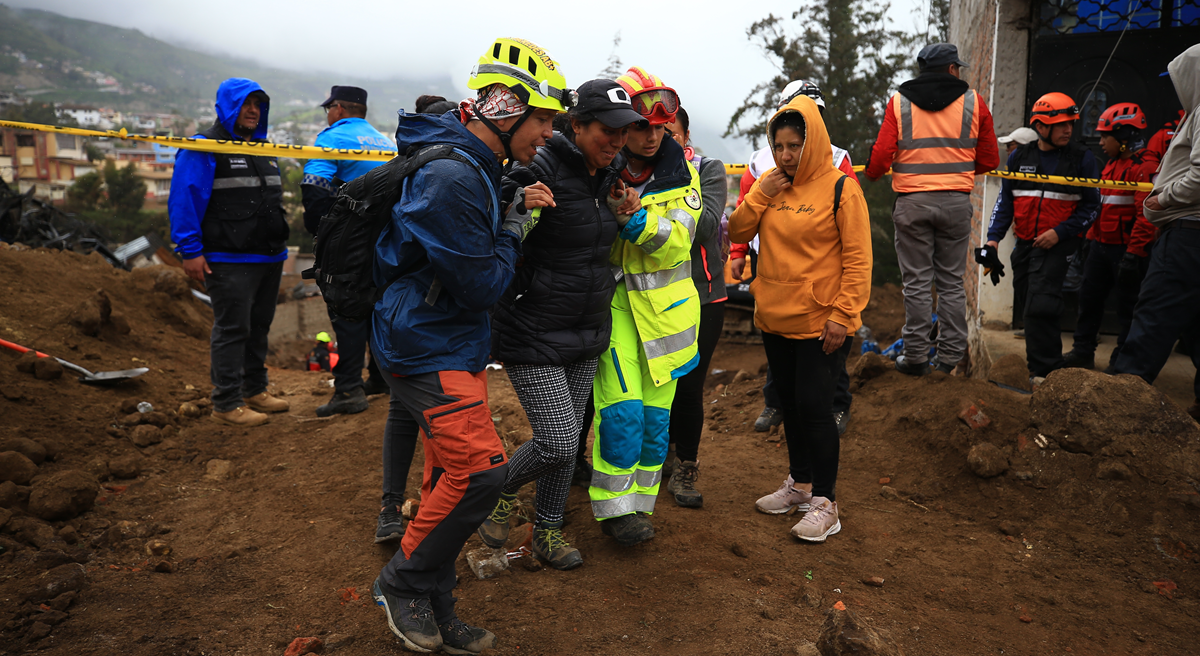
0, 4, 456, 117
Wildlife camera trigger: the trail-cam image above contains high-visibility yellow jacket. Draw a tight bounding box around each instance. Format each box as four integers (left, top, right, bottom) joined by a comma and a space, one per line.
611, 140, 703, 387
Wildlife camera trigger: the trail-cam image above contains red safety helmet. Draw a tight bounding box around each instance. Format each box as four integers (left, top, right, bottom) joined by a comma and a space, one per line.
616, 67, 679, 125
1096, 103, 1147, 134
1030, 92, 1080, 126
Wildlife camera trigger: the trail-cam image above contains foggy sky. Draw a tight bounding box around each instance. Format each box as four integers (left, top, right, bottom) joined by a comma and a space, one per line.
9, 0, 928, 160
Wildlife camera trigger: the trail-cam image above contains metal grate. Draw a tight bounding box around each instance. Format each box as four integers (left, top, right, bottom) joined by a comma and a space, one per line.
1037, 0, 1200, 35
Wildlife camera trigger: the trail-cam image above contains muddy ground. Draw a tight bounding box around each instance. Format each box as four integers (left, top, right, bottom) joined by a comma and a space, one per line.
1, 244, 1198, 655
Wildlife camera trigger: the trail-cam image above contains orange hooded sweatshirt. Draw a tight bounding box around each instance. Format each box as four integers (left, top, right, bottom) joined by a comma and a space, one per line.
729, 95, 873, 340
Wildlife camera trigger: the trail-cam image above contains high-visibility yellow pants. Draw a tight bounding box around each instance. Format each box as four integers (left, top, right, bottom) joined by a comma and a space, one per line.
590, 282, 678, 519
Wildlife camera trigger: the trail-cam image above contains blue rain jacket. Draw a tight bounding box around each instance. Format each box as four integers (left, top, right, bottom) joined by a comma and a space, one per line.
168, 77, 286, 263
302, 117, 396, 187
371, 110, 522, 375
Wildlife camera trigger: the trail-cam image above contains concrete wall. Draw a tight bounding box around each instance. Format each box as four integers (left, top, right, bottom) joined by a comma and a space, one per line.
951, 0, 1032, 374
268, 296, 333, 346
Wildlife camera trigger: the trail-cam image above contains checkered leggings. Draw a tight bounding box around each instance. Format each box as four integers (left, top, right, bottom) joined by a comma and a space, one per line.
502, 359, 598, 524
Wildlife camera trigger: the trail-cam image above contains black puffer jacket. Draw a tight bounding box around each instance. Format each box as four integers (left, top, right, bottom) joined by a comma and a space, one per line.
491, 133, 623, 366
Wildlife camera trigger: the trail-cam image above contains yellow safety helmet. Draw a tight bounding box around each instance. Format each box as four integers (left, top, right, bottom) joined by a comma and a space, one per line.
315, 331, 332, 343
469, 37, 571, 113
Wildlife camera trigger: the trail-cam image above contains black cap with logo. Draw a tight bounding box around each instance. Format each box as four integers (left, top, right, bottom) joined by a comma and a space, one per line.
574, 79, 647, 128
917, 43, 968, 71
320, 85, 368, 108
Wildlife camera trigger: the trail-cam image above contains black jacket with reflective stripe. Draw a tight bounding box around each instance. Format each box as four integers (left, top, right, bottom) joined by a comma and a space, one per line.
199, 122, 289, 256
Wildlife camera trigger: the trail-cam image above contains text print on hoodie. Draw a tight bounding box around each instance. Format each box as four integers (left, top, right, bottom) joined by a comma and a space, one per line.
728, 94, 873, 339
1145, 43, 1200, 227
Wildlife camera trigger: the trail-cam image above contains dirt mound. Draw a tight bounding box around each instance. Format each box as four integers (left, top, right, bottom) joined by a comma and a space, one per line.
860, 282, 905, 344
987, 353, 1031, 391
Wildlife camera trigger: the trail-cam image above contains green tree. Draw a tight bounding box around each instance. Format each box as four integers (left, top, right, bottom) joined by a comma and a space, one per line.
101, 160, 146, 215
0, 101, 78, 127
66, 170, 104, 211
926, 0, 951, 43
598, 32, 624, 79
727, 0, 916, 285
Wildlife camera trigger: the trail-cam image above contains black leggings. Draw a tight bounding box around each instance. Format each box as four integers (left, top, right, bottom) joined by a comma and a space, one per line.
761, 332, 851, 501
668, 301, 726, 462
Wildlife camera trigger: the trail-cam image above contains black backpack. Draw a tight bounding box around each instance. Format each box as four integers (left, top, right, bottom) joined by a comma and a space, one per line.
302, 144, 471, 322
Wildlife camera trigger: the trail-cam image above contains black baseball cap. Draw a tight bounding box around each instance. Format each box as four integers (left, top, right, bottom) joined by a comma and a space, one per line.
574, 79, 647, 128
918, 43, 968, 71
320, 85, 368, 107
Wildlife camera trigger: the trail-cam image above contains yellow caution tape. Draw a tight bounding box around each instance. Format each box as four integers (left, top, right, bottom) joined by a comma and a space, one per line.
4, 120, 1154, 191
0, 119, 395, 162
721, 160, 1154, 191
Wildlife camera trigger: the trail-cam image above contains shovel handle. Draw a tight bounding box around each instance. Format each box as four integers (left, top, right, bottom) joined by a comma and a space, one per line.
0, 338, 47, 358
0, 338, 94, 377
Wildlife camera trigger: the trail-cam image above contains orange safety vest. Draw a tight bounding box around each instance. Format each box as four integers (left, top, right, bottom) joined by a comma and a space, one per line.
890, 90, 982, 193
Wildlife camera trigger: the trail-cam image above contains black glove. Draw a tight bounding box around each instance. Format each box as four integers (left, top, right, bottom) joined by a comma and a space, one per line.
1118, 251, 1141, 275
1117, 251, 1144, 291
974, 246, 1006, 286
501, 187, 541, 242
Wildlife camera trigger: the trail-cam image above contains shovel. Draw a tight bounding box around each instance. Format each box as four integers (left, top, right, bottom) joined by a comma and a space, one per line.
0, 338, 150, 386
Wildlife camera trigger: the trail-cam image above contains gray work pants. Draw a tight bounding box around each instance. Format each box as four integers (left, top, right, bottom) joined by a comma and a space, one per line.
892, 191, 974, 366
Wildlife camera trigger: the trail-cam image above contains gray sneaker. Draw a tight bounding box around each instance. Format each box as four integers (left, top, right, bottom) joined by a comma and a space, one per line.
372, 578, 442, 652
666, 458, 703, 508
755, 475, 812, 514
532, 520, 583, 570
790, 496, 841, 542
476, 492, 517, 548
439, 618, 497, 655
754, 407, 784, 432
375, 504, 406, 544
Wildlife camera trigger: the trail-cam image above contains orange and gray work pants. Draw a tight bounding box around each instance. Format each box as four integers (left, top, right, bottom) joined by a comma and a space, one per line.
375, 369, 507, 623
589, 285, 678, 520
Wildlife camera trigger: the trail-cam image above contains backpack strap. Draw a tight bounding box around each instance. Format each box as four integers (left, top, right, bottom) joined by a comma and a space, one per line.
832, 174, 848, 233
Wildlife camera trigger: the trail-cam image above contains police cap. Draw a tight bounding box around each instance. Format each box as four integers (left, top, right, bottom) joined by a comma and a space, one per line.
320, 86, 368, 108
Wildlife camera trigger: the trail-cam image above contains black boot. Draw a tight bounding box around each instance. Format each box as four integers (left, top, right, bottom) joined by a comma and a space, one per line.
316, 387, 369, 417
600, 513, 654, 546
1062, 350, 1095, 370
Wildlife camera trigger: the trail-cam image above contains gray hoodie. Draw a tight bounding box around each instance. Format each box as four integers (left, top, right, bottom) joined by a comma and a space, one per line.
1145, 44, 1200, 227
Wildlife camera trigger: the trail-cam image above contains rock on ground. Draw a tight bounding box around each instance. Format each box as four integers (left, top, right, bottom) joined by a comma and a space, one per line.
0, 437, 47, 464
22, 562, 87, 602
34, 357, 64, 380
205, 459, 233, 481
816, 607, 904, 656
967, 443, 1009, 478
130, 425, 163, 448
1031, 369, 1200, 457
28, 470, 99, 520
0, 451, 39, 485
68, 289, 113, 337
850, 353, 892, 382
0, 480, 19, 507
108, 453, 143, 479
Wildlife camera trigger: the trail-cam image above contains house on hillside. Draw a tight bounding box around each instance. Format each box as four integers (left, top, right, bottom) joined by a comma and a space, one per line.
56, 104, 102, 128
949, 0, 1200, 370
0, 129, 95, 201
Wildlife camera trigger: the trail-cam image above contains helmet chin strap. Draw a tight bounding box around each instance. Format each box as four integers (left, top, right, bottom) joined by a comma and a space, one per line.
474, 103, 534, 169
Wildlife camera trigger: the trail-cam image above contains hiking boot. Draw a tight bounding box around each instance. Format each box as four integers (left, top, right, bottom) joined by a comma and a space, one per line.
754, 406, 784, 432
600, 512, 655, 546
666, 458, 703, 508
363, 377, 390, 397
894, 355, 929, 376
790, 496, 841, 543
571, 455, 593, 487
755, 475, 812, 514
210, 406, 269, 427
833, 410, 850, 436
317, 387, 369, 417
532, 520, 583, 570
244, 391, 289, 413
375, 504, 406, 544
439, 618, 497, 655
371, 578, 442, 652
1062, 350, 1095, 370
476, 492, 517, 548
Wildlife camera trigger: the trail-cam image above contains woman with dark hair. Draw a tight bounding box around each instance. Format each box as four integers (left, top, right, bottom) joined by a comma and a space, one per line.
477, 79, 644, 569
661, 106, 728, 508
413, 94, 448, 114
729, 94, 872, 543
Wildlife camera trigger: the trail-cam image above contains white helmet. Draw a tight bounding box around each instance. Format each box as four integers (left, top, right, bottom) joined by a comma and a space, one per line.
778, 80, 825, 112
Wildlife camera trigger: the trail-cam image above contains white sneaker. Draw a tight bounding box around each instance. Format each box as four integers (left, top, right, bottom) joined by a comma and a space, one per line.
791, 496, 841, 542
755, 475, 812, 514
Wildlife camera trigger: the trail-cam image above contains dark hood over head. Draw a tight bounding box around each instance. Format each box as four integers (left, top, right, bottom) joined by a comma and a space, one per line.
394, 109, 501, 178
214, 78, 269, 140
898, 72, 969, 112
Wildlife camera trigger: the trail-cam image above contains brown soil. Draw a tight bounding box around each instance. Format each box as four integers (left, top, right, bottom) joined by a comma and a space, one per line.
2, 244, 1198, 655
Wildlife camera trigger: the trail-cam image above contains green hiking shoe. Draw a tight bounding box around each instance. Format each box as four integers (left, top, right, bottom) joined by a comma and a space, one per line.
532, 520, 583, 570
476, 492, 517, 548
